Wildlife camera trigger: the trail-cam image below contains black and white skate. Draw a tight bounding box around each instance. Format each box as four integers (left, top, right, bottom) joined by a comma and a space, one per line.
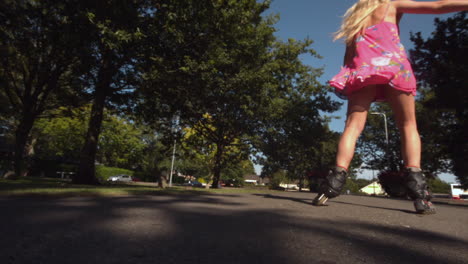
414, 199, 436, 215
312, 193, 329, 206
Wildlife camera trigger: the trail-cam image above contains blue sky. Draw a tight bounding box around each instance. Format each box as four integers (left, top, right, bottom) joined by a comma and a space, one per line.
256, 0, 457, 183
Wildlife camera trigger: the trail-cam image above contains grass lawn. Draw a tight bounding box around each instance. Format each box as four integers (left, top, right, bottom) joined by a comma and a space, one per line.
0, 177, 276, 197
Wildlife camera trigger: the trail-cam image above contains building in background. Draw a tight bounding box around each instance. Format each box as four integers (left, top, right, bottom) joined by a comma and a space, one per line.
360, 181, 386, 196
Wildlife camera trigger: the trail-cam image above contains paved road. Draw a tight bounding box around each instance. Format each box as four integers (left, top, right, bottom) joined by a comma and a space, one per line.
1, 191, 467, 264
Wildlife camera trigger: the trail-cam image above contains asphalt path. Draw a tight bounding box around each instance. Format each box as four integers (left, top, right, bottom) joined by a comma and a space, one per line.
1, 191, 467, 264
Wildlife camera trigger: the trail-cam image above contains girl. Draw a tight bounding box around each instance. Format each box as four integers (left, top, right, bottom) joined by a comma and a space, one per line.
313, 0, 468, 214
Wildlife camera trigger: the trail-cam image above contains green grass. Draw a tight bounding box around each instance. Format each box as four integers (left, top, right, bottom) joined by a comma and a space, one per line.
0, 177, 276, 197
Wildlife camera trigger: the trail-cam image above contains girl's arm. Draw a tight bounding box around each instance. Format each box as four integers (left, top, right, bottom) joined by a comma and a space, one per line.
343, 43, 355, 66
394, 0, 468, 14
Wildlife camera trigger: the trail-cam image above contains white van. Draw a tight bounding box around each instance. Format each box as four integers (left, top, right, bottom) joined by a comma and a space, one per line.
450, 184, 468, 200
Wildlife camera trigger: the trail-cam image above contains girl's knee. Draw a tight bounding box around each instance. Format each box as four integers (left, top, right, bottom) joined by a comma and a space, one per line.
396, 120, 418, 133
345, 115, 367, 135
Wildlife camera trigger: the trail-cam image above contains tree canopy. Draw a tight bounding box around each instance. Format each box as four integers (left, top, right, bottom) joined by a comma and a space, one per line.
410, 12, 468, 187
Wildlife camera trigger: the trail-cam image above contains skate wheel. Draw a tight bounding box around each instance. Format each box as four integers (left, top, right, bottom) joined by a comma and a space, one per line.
414, 200, 436, 215
313, 194, 329, 206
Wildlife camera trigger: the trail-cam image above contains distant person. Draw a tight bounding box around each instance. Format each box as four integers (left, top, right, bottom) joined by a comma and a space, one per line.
313, 0, 468, 214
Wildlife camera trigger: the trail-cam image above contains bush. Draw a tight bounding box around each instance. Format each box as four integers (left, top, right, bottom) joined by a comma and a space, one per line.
133, 171, 155, 182
172, 174, 186, 184
428, 177, 450, 194
95, 165, 134, 182
378, 170, 407, 198
269, 170, 288, 190
343, 178, 360, 194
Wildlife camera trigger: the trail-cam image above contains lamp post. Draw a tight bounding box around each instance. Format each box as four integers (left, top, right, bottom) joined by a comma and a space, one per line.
370, 112, 388, 145
168, 115, 179, 187
169, 139, 176, 187
370, 112, 389, 193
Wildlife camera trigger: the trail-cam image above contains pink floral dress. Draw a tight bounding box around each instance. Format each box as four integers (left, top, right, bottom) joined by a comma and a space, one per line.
329, 18, 416, 101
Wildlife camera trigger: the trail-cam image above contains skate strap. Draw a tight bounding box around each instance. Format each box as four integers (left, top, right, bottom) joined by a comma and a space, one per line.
381, 3, 391, 23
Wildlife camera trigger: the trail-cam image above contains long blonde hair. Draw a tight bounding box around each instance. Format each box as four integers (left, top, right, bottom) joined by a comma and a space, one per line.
334, 0, 390, 45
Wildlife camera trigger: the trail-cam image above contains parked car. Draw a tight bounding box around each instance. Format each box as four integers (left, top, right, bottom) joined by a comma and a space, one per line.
107, 174, 132, 182
131, 176, 141, 182
183, 180, 205, 187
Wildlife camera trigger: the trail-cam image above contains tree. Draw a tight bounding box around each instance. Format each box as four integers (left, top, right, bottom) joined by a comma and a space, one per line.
137, 0, 275, 187
0, 0, 85, 177
137, 0, 341, 189
33, 106, 149, 171
410, 12, 468, 187
33, 106, 88, 162
73, 0, 151, 184
255, 38, 341, 187
98, 114, 146, 169
180, 114, 251, 187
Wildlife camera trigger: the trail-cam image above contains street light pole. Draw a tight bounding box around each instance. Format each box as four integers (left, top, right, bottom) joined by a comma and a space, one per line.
169, 139, 176, 187
370, 112, 388, 145
371, 112, 390, 174
168, 115, 179, 187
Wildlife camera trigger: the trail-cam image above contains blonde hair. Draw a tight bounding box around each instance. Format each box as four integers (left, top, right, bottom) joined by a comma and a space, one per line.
334, 0, 390, 45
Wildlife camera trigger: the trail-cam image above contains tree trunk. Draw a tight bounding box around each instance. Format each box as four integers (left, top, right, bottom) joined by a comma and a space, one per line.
75, 52, 113, 185
155, 167, 167, 188
13, 113, 36, 178
299, 175, 304, 192
453, 109, 468, 187
158, 173, 168, 188
211, 143, 224, 188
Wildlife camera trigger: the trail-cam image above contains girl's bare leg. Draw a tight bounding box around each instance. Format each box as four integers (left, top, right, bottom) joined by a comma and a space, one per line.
384, 87, 420, 168
336, 85, 377, 169
385, 86, 435, 214
313, 85, 376, 206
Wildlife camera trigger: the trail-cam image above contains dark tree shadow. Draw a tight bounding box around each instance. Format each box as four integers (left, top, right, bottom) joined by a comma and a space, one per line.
254, 193, 415, 214
0, 193, 467, 264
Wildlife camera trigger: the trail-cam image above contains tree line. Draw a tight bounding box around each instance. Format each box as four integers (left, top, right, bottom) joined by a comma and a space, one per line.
0, 1, 465, 189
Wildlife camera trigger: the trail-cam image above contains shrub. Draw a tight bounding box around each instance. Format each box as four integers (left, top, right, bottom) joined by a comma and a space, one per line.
133, 171, 155, 182
343, 178, 360, 194
378, 170, 407, 198
428, 177, 450, 194
269, 170, 288, 190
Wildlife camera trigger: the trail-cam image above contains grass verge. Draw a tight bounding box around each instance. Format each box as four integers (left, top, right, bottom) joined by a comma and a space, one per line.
0, 177, 275, 197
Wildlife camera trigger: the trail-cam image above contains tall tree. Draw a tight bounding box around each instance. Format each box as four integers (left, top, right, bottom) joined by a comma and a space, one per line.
181, 114, 251, 187
138, 0, 341, 188
254, 39, 341, 185
33, 106, 147, 171
73, 0, 151, 184
138, 0, 274, 187
410, 12, 468, 187
0, 0, 85, 178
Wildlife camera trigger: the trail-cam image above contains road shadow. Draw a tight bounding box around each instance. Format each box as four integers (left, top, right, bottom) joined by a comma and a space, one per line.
1, 194, 467, 264
254, 193, 415, 214
253, 193, 312, 206
331, 200, 415, 214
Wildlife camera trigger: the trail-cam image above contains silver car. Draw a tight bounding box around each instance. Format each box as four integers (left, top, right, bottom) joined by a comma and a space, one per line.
107, 174, 132, 182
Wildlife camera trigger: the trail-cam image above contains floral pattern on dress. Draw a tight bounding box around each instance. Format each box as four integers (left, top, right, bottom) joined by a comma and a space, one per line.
329, 21, 416, 101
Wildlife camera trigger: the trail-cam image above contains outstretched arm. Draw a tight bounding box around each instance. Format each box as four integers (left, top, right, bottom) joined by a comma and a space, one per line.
394, 0, 468, 14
